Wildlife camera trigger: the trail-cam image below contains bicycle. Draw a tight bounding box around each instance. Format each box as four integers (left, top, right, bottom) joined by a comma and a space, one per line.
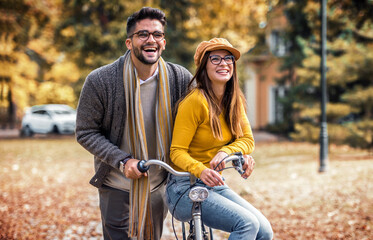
137, 152, 246, 240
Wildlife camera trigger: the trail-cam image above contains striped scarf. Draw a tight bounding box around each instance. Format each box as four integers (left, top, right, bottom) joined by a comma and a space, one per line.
123, 51, 173, 239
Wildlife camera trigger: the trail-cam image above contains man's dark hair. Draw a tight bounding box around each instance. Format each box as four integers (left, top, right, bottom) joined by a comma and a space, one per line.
126, 7, 167, 37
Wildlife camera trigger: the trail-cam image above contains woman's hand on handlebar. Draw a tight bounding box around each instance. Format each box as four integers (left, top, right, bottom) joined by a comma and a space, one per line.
241, 155, 255, 179
210, 151, 228, 172
200, 168, 225, 187
124, 159, 148, 179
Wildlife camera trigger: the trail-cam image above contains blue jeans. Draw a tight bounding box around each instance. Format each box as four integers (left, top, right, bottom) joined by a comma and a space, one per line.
166, 175, 273, 240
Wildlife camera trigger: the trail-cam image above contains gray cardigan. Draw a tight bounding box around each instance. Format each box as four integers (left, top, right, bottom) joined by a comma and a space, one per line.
76, 54, 192, 188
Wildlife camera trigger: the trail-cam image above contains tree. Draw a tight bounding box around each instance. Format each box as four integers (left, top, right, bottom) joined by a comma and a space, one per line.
53, 0, 146, 93
179, 0, 272, 70
277, 0, 373, 149
0, 0, 276, 127
185, 0, 270, 51
53, 0, 273, 88
0, 0, 78, 128
0, 0, 46, 127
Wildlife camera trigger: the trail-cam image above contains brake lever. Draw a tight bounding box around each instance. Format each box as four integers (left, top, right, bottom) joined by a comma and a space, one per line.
231, 152, 245, 175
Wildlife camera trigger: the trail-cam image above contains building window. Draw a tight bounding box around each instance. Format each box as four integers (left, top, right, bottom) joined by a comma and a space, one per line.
269, 86, 287, 124
270, 30, 287, 57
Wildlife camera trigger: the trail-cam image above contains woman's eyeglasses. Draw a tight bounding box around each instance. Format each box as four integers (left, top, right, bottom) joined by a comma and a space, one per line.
209, 55, 235, 65
129, 30, 165, 41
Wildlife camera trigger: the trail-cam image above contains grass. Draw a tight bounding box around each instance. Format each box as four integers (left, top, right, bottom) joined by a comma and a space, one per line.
1, 137, 372, 239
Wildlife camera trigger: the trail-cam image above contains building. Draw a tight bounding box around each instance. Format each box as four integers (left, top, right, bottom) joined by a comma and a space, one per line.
243, 6, 289, 130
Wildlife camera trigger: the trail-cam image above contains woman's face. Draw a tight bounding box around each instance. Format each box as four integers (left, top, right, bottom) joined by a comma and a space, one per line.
206, 50, 234, 87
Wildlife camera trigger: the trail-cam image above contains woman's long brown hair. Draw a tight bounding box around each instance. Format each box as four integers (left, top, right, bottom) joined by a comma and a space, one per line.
186, 51, 247, 140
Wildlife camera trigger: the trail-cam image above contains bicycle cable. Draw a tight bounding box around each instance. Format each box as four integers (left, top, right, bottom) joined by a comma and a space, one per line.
170, 153, 241, 239
216, 166, 236, 172
213, 152, 237, 172
171, 181, 196, 240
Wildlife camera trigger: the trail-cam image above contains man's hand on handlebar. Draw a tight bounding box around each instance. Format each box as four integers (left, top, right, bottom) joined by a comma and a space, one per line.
241, 155, 255, 179
123, 159, 148, 179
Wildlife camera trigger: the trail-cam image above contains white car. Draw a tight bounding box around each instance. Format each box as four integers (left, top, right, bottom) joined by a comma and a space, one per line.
20, 104, 76, 137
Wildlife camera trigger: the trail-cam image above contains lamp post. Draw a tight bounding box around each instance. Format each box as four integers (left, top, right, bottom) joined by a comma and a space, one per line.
319, 0, 328, 172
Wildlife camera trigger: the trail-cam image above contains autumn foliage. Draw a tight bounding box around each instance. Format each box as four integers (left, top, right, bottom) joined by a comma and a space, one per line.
1, 137, 372, 239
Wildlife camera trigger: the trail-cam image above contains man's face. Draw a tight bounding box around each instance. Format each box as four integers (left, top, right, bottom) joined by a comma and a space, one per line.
126, 19, 166, 65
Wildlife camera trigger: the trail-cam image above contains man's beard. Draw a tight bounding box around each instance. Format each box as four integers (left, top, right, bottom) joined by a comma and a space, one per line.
132, 44, 160, 65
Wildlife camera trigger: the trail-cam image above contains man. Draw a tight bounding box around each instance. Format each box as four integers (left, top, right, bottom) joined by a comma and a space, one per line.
76, 7, 192, 240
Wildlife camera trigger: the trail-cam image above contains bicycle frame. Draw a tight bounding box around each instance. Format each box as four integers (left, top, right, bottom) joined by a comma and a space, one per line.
138, 160, 208, 239
137, 152, 245, 240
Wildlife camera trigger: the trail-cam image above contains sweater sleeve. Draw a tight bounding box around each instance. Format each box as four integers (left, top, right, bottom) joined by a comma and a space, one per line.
219, 103, 255, 155
75, 68, 131, 169
170, 92, 208, 178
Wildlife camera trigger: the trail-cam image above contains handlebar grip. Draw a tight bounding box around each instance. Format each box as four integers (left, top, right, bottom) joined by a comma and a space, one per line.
137, 160, 150, 173
231, 153, 245, 175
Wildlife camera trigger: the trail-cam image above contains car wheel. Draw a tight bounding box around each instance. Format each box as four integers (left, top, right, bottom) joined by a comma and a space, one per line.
52, 125, 60, 134
21, 126, 34, 137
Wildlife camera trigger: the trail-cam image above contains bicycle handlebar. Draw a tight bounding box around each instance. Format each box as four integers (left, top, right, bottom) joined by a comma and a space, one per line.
224, 152, 246, 175
137, 159, 191, 177
138, 153, 246, 240
137, 152, 245, 175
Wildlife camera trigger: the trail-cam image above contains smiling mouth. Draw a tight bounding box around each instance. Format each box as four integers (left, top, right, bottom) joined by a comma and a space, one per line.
143, 46, 157, 53
217, 69, 229, 74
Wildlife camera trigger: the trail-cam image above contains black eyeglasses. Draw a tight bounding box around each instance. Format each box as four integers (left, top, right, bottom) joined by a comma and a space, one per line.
209, 55, 235, 65
128, 30, 165, 41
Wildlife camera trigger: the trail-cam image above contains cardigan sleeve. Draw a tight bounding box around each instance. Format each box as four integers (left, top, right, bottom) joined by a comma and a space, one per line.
76, 68, 131, 169
170, 91, 209, 178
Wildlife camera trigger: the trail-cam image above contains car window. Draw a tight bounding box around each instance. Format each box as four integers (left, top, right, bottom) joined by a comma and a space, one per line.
52, 110, 75, 115
33, 110, 48, 115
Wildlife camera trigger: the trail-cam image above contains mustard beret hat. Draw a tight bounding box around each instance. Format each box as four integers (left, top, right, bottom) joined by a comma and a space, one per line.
194, 38, 241, 67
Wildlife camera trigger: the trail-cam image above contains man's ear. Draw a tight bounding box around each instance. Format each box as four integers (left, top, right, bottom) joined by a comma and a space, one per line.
125, 38, 132, 50
162, 39, 166, 50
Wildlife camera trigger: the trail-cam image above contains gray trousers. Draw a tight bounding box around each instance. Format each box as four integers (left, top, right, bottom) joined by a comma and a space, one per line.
98, 184, 167, 240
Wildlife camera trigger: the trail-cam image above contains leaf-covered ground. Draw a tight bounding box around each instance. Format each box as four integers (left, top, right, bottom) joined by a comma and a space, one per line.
1, 137, 372, 239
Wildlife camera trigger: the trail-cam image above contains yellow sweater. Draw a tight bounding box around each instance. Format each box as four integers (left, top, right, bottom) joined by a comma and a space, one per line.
170, 89, 255, 178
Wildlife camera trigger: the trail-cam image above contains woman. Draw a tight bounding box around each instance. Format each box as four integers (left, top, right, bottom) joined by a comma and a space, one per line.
166, 38, 273, 240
